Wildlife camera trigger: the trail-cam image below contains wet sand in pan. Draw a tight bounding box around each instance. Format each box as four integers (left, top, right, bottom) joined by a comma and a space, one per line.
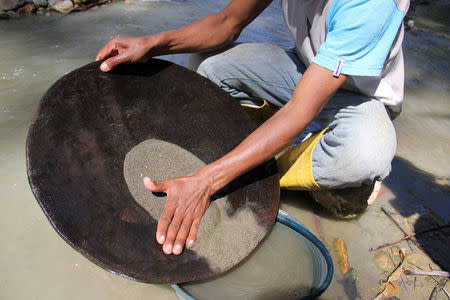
123, 139, 267, 273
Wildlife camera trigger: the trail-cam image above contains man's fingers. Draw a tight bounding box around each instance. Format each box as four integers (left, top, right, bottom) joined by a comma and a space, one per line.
95, 46, 115, 61
162, 212, 184, 255
143, 177, 167, 192
144, 174, 210, 255
186, 218, 201, 248
173, 218, 193, 255
144, 177, 171, 245
156, 198, 176, 246
100, 54, 128, 72
96, 38, 119, 61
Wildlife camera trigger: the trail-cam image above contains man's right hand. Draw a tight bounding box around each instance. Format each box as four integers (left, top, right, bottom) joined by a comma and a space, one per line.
96, 36, 157, 72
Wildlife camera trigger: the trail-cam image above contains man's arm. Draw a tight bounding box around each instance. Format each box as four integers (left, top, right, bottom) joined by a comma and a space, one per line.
145, 63, 348, 255
95, 0, 273, 71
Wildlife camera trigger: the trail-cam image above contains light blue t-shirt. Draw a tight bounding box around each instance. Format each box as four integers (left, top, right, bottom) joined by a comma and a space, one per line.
282, 0, 410, 115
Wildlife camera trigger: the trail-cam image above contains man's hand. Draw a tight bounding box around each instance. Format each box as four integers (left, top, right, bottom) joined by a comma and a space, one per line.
138, 64, 346, 256
96, 36, 157, 72
143, 171, 214, 255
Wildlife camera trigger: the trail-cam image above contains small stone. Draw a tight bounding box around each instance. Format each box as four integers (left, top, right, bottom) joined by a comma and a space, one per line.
17, 2, 36, 13
0, 0, 26, 10
26, 2, 36, 12
32, 0, 46, 7
407, 19, 415, 28
0, 9, 9, 18
44, 10, 49, 15
6, 9, 18, 17
50, 0, 72, 13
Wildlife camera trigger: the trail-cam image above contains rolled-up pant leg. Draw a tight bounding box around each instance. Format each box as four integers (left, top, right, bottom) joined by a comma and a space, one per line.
189, 43, 397, 192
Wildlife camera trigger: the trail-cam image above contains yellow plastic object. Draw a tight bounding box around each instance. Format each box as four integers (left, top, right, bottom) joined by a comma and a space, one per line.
277, 128, 328, 190
240, 99, 278, 126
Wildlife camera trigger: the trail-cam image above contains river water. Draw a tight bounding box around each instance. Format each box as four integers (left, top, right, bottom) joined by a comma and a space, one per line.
0, 0, 449, 299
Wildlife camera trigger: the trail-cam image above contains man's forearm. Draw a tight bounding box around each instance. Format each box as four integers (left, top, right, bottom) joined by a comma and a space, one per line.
201, 63, 348, 193
96, 0, 272, 72
153, 13, 239, 55
145, 64, 346, 255
148, 0, 273, 56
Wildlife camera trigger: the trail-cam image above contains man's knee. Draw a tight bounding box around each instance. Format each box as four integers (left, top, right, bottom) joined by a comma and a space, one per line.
313, 100, 397, 188
332, 126, 396, 185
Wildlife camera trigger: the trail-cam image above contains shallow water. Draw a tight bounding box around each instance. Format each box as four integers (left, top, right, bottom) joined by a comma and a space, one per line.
181, 222, 319, 300
0, 0, 449, 299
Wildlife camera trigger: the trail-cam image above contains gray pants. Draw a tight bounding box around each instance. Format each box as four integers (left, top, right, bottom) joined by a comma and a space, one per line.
189, 43, 397, 190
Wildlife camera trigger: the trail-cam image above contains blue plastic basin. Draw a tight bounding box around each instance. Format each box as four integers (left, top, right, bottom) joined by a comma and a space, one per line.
172, 209, 333, 300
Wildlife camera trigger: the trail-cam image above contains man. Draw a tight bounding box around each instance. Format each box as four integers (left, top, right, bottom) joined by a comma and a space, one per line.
96, 0, 409, 256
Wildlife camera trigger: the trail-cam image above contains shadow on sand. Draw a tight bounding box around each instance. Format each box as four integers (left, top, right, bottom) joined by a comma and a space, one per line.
280, 156, 450, 272
279, 156, 450, 299
383, 157, 450, 271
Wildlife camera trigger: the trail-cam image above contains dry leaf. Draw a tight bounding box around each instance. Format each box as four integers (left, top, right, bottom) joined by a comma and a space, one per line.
388, 264, 403, 282
374, 250, 405, 299
375, 277, 402, 299
400, 248, 408, 257
390, 247, 400, 257
405, 252, 431, 270
385, 281, 401, 298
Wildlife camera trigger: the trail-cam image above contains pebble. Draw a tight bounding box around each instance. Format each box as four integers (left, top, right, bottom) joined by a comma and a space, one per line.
50, 0, 72, 13
0, 9, 8, 18
17, 3, 36, 14
6, 9, 18, 17
0, 0, 26, 11
32, 0, 47, 7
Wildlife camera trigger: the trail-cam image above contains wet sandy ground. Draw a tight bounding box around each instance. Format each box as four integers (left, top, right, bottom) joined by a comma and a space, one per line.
286, 4, 450, 296
0, 0, 449, 299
